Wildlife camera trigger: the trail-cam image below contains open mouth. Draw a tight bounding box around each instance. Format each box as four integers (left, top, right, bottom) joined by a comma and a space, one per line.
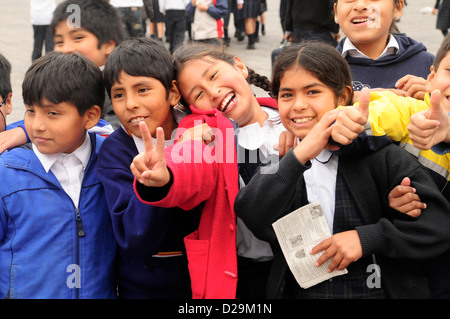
220, 92, 236, 112
129, 116, 147, 124
292, 117, 314, 124
351, 16, 375, 25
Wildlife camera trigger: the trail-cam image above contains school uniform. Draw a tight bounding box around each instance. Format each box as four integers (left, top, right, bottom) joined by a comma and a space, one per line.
96, 115, 201, 299
235, 143, 450, 298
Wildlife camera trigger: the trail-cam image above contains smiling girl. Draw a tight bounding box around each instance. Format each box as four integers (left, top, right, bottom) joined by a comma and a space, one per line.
234, 41, 450, 299
334, 0, 434, 93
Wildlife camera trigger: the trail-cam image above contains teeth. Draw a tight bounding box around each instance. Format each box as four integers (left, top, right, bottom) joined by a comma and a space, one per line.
220, 93, 235, 112
293, 117, 313, 124
130, 117, 145, 123
353, 18, 368, 23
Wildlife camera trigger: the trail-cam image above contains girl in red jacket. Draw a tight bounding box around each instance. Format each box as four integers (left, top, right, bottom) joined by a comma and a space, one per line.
131, 43, 285, 298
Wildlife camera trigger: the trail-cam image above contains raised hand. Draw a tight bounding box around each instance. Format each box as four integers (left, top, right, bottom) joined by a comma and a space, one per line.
331, 87, 370, 145
408, 90, 450, 150
388, 177, 425, 218
293, 107, 341, 164
130, 121, 171, 187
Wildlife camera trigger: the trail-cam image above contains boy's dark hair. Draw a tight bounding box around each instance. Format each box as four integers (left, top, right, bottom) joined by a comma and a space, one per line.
0, 52, 11, 99
22, 51, 105, 115
433, 34, 450, 71
51, 0, 124, 49
103, 38, 175, 99
271, 41, 354, 105
172, 43, 271, 106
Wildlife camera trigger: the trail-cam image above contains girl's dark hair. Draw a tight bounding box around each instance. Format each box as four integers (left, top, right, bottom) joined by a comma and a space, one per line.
172, 44, 272, 104
51, 0, 124, 48
433, 34, 450, 71
22, 51, 105, 115
271, 41, 353, 105
103, 38, 174, 99
0, 53, 11, 99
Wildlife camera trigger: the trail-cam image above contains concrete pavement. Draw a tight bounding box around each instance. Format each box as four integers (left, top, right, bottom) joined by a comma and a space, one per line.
0, 0, 445, 124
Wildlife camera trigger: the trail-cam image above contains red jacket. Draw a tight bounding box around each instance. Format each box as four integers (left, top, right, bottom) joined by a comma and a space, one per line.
134, 106, 239, 299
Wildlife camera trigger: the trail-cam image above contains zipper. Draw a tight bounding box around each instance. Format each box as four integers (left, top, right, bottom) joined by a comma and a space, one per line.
75, 208, 85, 237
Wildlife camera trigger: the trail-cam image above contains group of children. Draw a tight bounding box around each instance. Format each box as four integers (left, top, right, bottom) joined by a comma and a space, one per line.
0, 0, 450, 299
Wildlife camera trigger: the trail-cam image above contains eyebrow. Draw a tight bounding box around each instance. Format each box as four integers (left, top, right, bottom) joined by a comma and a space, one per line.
279, 82, 326, 91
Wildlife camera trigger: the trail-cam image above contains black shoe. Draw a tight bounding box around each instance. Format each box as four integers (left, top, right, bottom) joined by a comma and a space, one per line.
237, 34, 245, 41
246, 43, 255, 50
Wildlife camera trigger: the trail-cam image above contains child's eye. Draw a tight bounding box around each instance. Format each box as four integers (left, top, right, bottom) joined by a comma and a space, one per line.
113, 93, 124, 99
48, 111, 59, 116
138, 88, 149, 94
279, 92, 293, 99
194, 90, 204, 101
307, 90, 320, 95
25, 108, 35, 114
210, 71, 218, 81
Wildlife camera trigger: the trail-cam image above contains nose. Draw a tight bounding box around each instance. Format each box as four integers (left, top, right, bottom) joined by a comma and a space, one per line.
206, 86, 220, 101
126, 94, 139, 110
58, 42, 75, 54
353, 0, 370, 12
31, 112, 46, 132
292, 96, 309, 112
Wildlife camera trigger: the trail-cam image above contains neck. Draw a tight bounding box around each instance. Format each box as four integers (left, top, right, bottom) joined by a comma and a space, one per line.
354, 34, 390, 60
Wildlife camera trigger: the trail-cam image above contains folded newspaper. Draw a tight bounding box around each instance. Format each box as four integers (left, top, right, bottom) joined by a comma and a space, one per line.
272, 202, 348, 289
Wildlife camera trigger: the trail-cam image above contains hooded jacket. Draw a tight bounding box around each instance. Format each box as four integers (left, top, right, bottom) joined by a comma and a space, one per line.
337, 34, 435, 90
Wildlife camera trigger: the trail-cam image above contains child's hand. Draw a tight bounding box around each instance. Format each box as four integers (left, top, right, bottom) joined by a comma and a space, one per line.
310, 230, 362, 272
388, 177, 425, 218
277, 130, 297, 158
0, 127, 28, 154
395, 74, 428, 100
408, 90, 450, 149
293, 108, 340, 164
177, 123, 214, 145
331, 87, 370, 145
130, 122, 171, 187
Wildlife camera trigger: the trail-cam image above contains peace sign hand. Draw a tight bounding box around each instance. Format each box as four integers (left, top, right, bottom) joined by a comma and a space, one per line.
130, 121, 171, 187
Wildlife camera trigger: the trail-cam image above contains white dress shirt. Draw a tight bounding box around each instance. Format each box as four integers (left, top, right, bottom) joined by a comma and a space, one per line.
341, 34, 399, 60
303, 149, 338, 233
33, 133, 91, 208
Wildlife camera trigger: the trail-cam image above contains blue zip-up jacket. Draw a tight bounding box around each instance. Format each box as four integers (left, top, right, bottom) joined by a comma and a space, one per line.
0, 133, 117, 299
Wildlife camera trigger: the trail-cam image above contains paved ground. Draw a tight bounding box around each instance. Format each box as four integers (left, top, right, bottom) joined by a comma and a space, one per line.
0, 0, 444, 124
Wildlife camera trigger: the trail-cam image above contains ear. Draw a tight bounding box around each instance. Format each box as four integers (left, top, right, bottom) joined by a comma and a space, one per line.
337, 85, 353, 106
83, 105, 102, 130
394, 0, 405, 20
4, 92, 12, 115
426, 65, 435, 92
334, 2, 339, 24
233, 56, 249, 79
101, 40, 117, 57
168, 80, 182, 106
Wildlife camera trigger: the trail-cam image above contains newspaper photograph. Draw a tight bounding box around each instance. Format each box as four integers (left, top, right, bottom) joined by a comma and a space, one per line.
272, 202, 348, 289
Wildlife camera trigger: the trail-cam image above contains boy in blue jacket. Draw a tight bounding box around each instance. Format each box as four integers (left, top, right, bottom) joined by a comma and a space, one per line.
0, 52, 116, 299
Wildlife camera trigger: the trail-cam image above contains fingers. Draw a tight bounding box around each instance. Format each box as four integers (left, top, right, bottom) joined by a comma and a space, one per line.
310, 231, 362, 272
388, 177, 426, 218
395, 75, 427, 99
139, 121, 155, 160
356, 87, 370, 119
428, 89, 442, 115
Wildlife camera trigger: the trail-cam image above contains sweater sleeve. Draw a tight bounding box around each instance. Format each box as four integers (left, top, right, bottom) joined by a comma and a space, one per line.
351, 145, 450, 263
96, 134, 173, 256
134, 140, 218, 211
235, 149, 311, 243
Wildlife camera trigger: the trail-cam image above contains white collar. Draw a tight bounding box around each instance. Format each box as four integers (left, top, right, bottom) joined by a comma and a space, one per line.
238, 107, 284, 152
342, 34, 399, 60
33, 132, 91, 173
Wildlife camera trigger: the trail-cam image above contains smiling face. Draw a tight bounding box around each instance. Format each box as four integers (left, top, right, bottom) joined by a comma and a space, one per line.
111, 71, 179, 139
53, 21, 115, 67
24, 98, 99, 154
278, 66, 350, 139
427, 51, 450, 113
335, 0, 404, 58
176, 56, 264, 127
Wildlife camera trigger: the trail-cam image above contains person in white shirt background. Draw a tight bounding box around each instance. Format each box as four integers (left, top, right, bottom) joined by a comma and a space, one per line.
30, 0, 56, 61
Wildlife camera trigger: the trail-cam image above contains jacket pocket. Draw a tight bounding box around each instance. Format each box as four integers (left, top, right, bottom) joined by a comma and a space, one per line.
184, 230, 209, 299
